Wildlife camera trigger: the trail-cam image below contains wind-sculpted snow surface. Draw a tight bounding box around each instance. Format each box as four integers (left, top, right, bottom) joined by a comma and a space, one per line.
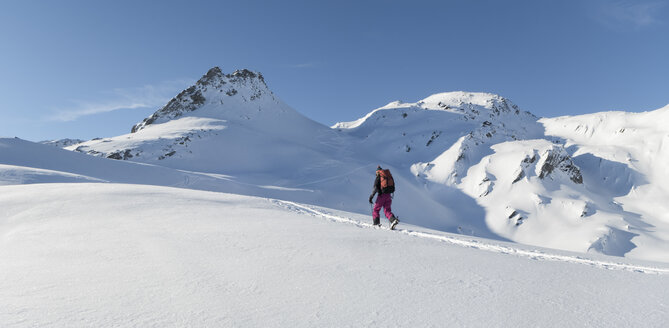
1, 183, 668, 327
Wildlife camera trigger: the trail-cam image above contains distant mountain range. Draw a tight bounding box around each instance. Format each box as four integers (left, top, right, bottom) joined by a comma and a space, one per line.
27, 66, 669, 262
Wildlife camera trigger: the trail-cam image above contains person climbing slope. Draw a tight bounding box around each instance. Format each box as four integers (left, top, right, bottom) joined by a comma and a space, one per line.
369, 165, 400, 230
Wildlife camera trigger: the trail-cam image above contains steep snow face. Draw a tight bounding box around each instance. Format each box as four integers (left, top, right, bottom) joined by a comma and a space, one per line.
540, 106, 669, 261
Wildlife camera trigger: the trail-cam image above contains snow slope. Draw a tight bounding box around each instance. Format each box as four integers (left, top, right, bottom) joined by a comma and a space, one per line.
0, 137, 350, 204
336, 92, 669, 261
28, 66, 669, 262
1, 137, 479, 237
2, 183, 668, 327
541, 106, 669, 261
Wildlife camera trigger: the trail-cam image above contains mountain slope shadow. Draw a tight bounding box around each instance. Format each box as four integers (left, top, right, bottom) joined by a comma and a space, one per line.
419, 182, 509, 241
589, 227, 639, 257
573, 153, 647, 197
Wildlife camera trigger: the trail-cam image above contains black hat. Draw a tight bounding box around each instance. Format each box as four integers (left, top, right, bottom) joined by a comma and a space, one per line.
376, 165, 382, 171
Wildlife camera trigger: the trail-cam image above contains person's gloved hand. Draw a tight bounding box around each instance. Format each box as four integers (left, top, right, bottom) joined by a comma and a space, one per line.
368, 195, 374, 204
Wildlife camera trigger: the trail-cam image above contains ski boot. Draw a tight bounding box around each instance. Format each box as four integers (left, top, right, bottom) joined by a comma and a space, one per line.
390, 215, 399, 230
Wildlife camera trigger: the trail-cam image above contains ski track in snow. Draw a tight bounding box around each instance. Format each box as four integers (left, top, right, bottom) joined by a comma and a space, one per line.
291, 163, 376, 188
273, 200, 669, 275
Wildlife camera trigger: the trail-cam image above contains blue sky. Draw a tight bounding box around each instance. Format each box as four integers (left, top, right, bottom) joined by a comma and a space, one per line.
1, 0, 668, 141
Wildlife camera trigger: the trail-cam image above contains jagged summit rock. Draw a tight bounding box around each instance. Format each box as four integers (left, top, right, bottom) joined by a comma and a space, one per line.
131, 67, 272, 133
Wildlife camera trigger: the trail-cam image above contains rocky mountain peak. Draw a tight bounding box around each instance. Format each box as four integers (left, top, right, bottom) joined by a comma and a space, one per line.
131, 67, 271, 133
197, 67, 266, 87
199, 66, 224, 84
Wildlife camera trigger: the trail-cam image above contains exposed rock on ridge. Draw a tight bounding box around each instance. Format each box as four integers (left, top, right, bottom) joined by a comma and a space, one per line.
131, 67, 268, 133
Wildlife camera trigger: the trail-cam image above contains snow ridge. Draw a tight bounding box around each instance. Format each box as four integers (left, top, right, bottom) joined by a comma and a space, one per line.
39, 138, 85, 148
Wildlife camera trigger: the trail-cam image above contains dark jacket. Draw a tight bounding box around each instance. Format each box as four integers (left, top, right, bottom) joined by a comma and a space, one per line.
371, 173, 383, 197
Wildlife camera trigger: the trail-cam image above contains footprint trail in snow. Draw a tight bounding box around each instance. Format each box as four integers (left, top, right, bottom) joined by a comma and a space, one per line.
273, 200, 669, 275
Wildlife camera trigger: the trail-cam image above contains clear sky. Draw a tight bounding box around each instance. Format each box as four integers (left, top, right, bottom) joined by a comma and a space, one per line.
1, 0, 668, 141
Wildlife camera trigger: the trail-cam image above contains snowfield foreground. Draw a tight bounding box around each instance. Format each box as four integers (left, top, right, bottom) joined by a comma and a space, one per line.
1, 183, 668, 327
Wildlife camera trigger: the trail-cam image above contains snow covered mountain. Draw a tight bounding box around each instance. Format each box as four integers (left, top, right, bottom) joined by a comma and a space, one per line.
67, 67, 343, 177
14, 67, 669, 262
337, 93, 669, 261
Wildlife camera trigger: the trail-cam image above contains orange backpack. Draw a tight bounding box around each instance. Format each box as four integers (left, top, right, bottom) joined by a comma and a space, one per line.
379, 169, 395, 194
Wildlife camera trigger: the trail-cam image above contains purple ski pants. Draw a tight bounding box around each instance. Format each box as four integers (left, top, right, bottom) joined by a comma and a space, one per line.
373, 193, 395, 221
